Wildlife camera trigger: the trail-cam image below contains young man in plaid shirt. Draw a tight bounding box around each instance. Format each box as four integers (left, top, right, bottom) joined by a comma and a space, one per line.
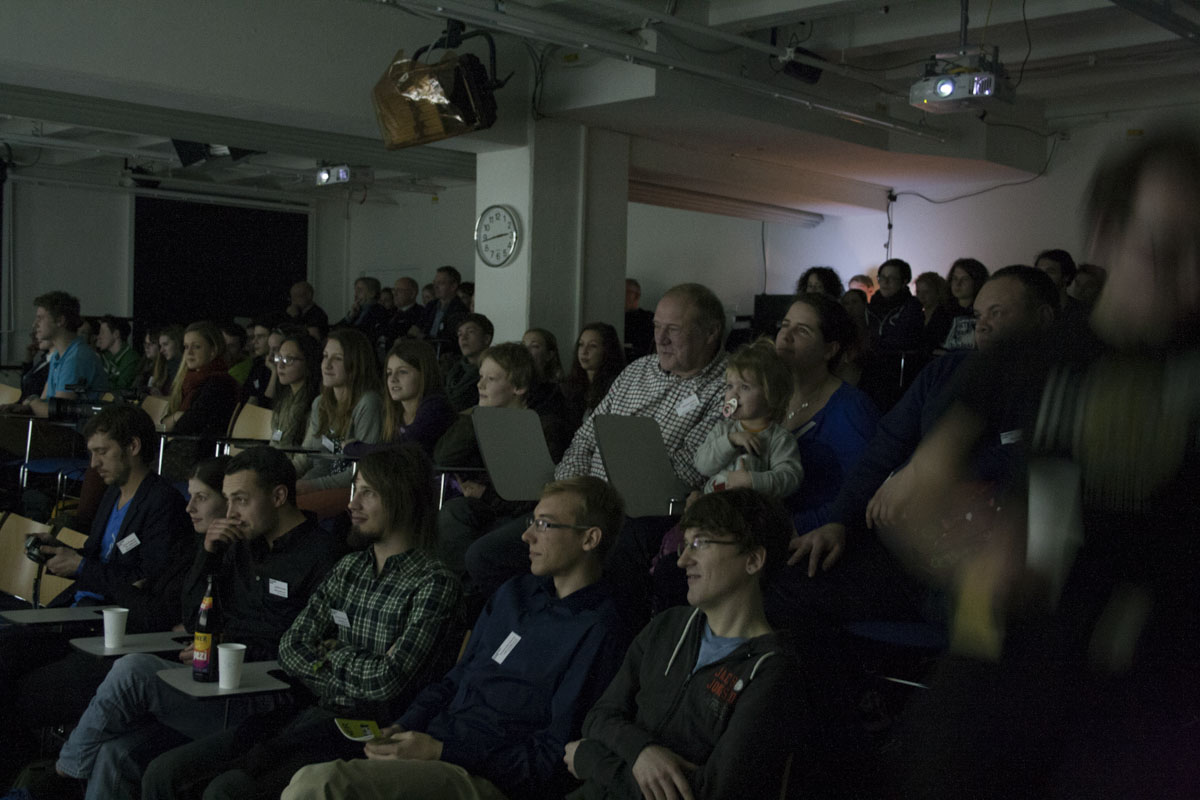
142, 444, 463, 800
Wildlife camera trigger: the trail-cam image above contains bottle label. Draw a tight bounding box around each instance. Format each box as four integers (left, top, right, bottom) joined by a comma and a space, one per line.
194, 632, 213, 668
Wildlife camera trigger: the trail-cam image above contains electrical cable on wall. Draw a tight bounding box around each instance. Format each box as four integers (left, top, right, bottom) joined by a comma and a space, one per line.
896, 135, 1059, 204
760, 221, 769, 293
884, 193, 895, 259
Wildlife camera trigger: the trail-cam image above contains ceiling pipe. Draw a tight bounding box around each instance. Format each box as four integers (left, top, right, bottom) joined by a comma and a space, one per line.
362, 0, 950, 143
579, 0, 905, 95
1108, 0, 1200, 43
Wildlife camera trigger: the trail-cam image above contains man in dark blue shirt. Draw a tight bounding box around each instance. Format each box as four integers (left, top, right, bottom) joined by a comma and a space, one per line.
282, 476, 631, 800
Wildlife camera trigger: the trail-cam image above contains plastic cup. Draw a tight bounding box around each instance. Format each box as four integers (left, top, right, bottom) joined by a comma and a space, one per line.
102, 607, 129, 649
218, 643, 247, 689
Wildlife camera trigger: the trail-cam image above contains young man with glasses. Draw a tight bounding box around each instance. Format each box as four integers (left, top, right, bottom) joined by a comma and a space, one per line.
564, 489, 803, 800
283, 476, 631, 800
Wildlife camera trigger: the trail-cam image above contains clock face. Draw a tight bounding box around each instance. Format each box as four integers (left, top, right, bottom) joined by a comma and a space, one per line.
475, 205, 520, 267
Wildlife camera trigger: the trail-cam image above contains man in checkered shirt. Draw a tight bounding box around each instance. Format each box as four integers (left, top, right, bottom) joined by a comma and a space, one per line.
142, 445, 462, 799
556, 282, 728, 627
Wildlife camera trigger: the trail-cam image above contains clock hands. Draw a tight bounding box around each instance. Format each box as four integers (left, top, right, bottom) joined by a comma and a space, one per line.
482, 232, 513, 243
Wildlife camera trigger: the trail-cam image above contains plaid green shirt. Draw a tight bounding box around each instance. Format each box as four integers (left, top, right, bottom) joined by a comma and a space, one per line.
279, 546, 461, 713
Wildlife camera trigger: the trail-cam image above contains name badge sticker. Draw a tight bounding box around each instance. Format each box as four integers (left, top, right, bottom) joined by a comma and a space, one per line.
331, 609, 351, 628
268, 578, 289, 598
1000, 429, 1023, 445
271, 429, 283, 442
321, 435, 337, 453
492, 631, 522, 664
675, 393, 700, 416
116, 533, 140, 554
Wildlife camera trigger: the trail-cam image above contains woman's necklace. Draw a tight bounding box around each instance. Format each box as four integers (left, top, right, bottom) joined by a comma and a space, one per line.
787, 378, 828, 421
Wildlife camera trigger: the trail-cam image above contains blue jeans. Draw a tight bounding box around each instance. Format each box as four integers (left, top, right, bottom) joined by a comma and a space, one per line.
56, 653, 280, 783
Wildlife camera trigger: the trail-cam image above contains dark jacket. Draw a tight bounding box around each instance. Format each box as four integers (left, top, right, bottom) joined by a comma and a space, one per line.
180, 511, 340, 661
51, 471, 193, 634
397, 574, 629, 800
421, 296, 469, 355
870, 288, 925, 353
570, 606, 803, 800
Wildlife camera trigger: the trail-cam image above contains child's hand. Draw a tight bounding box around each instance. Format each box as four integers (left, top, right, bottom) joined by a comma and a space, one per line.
728, 429, 763, 455
723, 458, 754, 489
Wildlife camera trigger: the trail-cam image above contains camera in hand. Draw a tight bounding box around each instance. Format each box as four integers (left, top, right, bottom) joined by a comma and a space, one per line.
24, 534, 50, 565
46, 381, 112, 423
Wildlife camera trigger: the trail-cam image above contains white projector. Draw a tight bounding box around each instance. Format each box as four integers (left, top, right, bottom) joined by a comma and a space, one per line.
910, 70, 998, 113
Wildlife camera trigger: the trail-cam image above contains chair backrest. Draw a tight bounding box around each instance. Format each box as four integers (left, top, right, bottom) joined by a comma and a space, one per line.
471, 406, 556, 502
593, 414, 691, 518
0, 383, 22, 405
0, 513, 52, 603
36, 526, 89, 606
141, 395, 169, 426
228, 403, 274, 443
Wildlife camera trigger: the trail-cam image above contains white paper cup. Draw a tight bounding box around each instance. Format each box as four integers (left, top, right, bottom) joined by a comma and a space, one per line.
102, 607, 129, 649
217, 643, 247, 689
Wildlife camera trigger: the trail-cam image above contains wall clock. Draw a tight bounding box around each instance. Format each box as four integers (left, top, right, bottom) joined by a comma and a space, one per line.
474, 205, 521, 267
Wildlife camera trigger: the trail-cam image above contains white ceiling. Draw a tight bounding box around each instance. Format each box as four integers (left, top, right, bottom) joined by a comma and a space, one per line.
1, 0, 1196, 210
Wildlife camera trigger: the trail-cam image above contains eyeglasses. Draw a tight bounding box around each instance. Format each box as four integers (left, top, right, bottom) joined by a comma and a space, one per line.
272, 354, 304, 365
525, 516, 589, 533
676, 537, 741, 557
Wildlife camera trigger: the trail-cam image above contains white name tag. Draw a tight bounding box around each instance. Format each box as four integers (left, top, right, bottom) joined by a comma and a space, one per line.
268, 578, 289, 598
1000, 429, 1023, 445
321, 435, 337, 453
331, 609, 351, 628
675, 393, 700, 416
116, 533, 140, 554
491, 631, 521, 664
272, 429, 283, 442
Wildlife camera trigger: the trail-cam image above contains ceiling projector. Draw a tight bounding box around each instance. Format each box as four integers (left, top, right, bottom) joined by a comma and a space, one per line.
910, 51, 1009, 113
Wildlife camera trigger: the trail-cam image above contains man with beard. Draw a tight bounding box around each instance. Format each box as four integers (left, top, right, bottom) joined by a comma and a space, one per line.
54, 446, 339, 797
0, 404, 192, 786
141, 444, 462, 800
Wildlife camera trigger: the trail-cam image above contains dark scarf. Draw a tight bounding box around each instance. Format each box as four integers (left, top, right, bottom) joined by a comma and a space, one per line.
180, 356, 236, 412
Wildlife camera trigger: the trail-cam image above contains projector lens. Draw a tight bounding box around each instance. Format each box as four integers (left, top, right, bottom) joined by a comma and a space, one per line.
936, 78, 956, 98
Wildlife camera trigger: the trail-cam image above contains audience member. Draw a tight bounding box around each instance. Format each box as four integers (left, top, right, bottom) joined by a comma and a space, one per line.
95, 315, 139, 391
339, 276, 391, 340
8, 290, 109, 417
1069, 262, 1106, 309
457, 281, 475, 312
523, 327, 564, 383
773, 293, 879, 542
622, 278, 655, 360
421, 266, 469, 350
34, 457, 227, 800
157, 325, 184, 393
142, 446, 462, 799
523, 327, 568, 421
558, 282, 728, 628
0, 405, 191, 784
444, 313, 493, 412
421, 283, 435, 307
379, 286, 395, 311
21, 330, 51, 401
869, 258, 924, 354
914, 272, 954, 353
890, 127, 1200, 800
345, 338, 453, 459
942, 257, 989, 351
160, 321, 241, 481
437, 342, 569, 588
848, 273, 876, 299
283, 476, 631, 800
295, 329, 383, 513
220, 321, 253, 384
241, 320, 273, 406
561, 321, 625, 432
55, 447, 339, 795
798, 266, 845, 299
789, 267, 1058, 626
565, 490, 802, 800
140, 327, 163, 392
269, 332, 323, 459
375, 276, 425, 358
285, 280, 329, 331
1035, 247, 1091, 332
